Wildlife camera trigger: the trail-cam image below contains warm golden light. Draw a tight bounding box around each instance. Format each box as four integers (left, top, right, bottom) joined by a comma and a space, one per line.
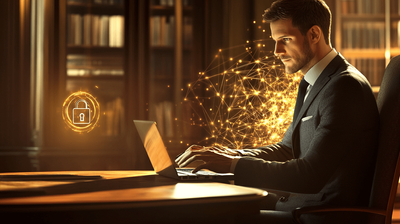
62, 91, 100, 133
183, 43, 301, 149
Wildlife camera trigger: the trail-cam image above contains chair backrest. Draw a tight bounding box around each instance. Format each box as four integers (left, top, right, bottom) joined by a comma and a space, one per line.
369, 55, 400, 224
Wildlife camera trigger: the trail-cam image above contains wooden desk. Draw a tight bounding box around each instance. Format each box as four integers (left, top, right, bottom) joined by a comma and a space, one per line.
0, 171, 267, 224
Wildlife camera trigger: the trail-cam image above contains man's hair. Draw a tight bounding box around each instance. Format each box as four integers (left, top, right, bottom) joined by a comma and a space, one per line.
263, 0, 331, 45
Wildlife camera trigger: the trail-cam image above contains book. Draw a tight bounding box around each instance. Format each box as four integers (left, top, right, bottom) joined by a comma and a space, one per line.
92, 15, 100, 46
100, 15, 109, 46
341, 0, 383, 14
342, 21, 385, 49
83, 14, 91, 46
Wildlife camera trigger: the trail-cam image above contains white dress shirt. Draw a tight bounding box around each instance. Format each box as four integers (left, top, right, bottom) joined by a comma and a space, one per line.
303, 49, 338, 101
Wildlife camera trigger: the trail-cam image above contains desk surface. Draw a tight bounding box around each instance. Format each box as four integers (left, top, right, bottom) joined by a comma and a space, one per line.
0, 171, 267, 224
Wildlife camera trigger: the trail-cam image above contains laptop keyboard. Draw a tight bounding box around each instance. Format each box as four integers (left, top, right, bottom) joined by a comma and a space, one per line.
177, 169, 219, 176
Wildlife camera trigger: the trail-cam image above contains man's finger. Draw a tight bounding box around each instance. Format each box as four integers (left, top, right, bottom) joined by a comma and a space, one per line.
176, 150, 217, 167
176, 150, 199, 165
175, 145, 205, 164
175, 147, 197, 164
175, 150, 191, 164
178, 154, 211, 168
192, 163, 207, 173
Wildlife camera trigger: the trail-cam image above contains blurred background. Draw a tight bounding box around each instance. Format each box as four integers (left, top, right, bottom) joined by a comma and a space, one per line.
0, 0, 393, 172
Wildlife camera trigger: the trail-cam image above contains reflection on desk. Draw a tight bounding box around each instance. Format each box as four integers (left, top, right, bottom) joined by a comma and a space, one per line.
0, 171, 267, 224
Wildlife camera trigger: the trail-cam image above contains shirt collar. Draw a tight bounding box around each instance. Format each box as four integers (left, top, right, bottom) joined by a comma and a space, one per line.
304, 49, 337, 86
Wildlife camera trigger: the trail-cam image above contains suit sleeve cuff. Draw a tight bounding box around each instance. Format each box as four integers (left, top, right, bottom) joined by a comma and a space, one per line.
230, 157, 241, 173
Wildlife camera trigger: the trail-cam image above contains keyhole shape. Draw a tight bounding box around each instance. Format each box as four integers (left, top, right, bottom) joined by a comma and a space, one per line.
79, 113, 85, 121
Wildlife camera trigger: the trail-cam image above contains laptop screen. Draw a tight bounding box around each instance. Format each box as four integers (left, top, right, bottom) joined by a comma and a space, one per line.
134, 120, 179, 179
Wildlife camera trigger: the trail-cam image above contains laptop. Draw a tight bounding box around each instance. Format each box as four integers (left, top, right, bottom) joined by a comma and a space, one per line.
133, 120, 234, 180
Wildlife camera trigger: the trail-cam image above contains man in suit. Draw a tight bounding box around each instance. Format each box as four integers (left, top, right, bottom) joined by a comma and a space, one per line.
176, 0, 379, 223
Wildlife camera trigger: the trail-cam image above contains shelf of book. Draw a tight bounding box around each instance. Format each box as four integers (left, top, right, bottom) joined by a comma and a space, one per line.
148, 0, 200, 149
335, 0, 400, 95
340, 0, 385, 15
63, 0, 126, 141
66, 14, 124, 47
341, 14, 385, 21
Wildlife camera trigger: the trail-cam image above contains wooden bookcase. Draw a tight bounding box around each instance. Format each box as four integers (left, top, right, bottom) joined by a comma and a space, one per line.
38, 0, 131, 171
39, 0, 206, 170
65, 0, 125, 138
335, 0, 400, 94
148, 0, 205, 157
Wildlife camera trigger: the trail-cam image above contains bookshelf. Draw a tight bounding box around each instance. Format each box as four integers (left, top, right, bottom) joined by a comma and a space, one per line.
38, 0, 207, 170
335, 0, 400, 94
148, 0, 202, 157
38, 0, 131, 171
65, 0, 125, 138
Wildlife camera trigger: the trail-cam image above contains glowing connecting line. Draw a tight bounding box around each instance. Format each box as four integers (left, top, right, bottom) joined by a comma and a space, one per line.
184, 44, 301, 149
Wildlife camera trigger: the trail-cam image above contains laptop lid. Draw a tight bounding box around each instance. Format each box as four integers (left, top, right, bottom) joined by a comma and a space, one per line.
134, 120, 234, 181
133, 120, 180, 180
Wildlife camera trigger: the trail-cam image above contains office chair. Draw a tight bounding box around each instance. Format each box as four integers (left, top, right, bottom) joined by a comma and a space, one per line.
292, 55, 400, 224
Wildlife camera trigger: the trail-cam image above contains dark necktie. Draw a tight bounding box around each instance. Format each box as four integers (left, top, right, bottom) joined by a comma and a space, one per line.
293, 78, 309, 122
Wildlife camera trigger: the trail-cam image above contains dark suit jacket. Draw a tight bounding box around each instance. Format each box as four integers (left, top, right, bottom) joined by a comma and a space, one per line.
234, 54, 379, 223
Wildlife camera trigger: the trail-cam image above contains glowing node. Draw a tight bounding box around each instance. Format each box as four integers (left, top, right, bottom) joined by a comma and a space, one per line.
183, 40, 301, 149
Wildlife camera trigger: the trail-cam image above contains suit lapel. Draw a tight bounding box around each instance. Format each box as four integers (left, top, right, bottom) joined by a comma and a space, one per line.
291, 54, 347, 154
292, 76, 330, 129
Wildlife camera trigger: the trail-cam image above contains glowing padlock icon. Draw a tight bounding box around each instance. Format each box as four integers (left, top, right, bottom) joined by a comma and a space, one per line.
73, 99, 91, 124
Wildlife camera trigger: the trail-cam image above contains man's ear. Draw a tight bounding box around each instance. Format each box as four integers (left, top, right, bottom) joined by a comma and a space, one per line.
308, 25, 322, 44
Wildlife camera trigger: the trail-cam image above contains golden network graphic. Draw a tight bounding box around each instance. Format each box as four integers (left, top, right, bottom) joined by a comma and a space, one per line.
183, 41, 301, 149
62, 91, 100, 133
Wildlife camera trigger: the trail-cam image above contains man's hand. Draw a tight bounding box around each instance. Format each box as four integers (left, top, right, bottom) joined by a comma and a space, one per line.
175, 145, 240, 173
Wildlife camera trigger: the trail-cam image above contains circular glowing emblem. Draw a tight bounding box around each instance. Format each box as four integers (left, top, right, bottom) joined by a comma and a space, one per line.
62, 91, 100, 133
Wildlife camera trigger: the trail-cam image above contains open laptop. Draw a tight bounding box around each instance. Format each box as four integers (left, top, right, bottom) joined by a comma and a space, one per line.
133, 120, 234, 180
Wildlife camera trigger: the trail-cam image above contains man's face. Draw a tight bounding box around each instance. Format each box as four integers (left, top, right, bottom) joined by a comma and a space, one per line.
270, 19, 314, 74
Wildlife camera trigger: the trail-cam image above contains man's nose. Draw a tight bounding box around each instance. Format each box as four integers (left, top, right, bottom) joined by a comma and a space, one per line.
274, 42, 285, 57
